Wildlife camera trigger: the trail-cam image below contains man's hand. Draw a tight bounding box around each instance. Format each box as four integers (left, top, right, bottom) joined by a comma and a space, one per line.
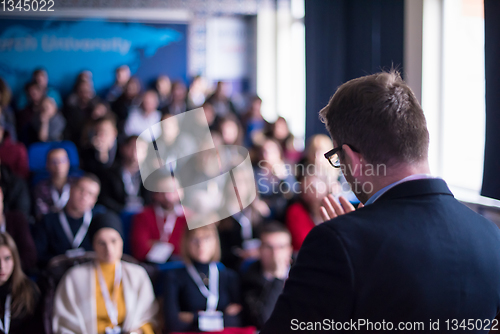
320, 194, 364, 222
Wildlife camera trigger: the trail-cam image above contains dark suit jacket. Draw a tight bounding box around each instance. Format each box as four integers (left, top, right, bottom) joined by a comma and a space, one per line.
261, 178, 500, 333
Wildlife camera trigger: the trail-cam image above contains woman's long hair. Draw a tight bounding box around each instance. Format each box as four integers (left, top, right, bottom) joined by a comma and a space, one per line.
0, 233, 38, 317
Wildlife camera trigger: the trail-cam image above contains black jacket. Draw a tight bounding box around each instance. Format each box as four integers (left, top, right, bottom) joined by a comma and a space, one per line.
262, 178, 500, 333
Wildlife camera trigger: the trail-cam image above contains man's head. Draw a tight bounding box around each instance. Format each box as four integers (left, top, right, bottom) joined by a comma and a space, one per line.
120, 135, 139, 165
92, 115, 118, 151
46, 148, 70, 180
259, 223, 293, 274
152, 175, 181, 211
33, 68, 48, 89
67, 174, 101, 216
141, 90, 159, 114
115, 65, 131, 86
319, 71, 430, 202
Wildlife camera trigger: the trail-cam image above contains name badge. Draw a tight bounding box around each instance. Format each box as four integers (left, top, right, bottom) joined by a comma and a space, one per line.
105, 326, 121, 334
198, 310, 223, 332
65, 247, 86, 258
145, 242, 174, 264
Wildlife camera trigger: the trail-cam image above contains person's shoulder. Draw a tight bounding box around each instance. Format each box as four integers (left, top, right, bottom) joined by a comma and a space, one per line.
121, 260, 149, 277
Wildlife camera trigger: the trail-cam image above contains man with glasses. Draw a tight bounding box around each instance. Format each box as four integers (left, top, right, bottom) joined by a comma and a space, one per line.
261, 71, 500, 333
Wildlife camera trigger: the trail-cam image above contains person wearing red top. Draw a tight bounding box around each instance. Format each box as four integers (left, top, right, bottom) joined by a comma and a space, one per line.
0, 119, 29, 179
285, 174, 329, 251
130, 175, 187, 263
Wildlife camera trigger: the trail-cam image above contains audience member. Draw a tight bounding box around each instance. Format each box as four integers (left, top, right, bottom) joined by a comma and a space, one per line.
161, 81, 187, 116
52, 211, 157, 334
98, 135, 151, 214
241, 95, 269, 147
130, 175, 186, 263
285, 174, 329, 251
24, 96, 66, 145
106, 65, 131, 103
0, 232, 43, 333
0, 164, 31, 218
253, 138, 296, 220
80, 114, 118, 175
33, 174, 101, 267
156, 75, 172, 109
17, 81, 45, 133
16, 68, 62, 110
63, 80, 98, 147
0, 119, 29, 179
206, 81, 237, 117
124, 90, 161, 137
187, 75, 208, 110
33, 148, 74, 220
216, 115, 244, 146
0, 188, 37, 272
80, 101, 114, 148
0, 77, 17, 141
111, 77, 142, 131
266, 116, 300, 163
241, 223, 292, 329
162, 224, 242, 333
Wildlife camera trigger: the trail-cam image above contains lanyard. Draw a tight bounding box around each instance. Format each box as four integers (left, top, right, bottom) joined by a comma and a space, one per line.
59, 211, 92, 249
233, 212, 252, 241
122, 170, 140, 196
50, 184, 70, 211
0, 294, 11, 334
186, 262, 219, 312
154, 205, 182, 242
96, 262, 122, 327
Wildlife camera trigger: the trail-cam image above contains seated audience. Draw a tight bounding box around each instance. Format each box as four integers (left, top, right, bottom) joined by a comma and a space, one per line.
161, 81, 187, 116
80, 114, 118, 175
106, 65, 131, 103
0, 164, 31, 218
206, 81, 237, 117
80, 101, 114, 148
65, 70, 95, 109
33, 148, 74, 220
162, 224, 242, 333
124, 90, 162, 137
0, 119, 29, 180
0, 232, 43, 333
24, 96, 66, 145
0, 77, 17, 141
52, 212, 157, 334
156, 75, 172, 109
130, 175, 186, 263
111, 77, 142, 132
285, 174, 329, 251
16, 68, 62, 110
33, 174, 101, 267
187, 75, 208, 110
216, 115, 244, 146
0, 188, 37, 272
241, 223, 292, 329
98, 135, 151, 214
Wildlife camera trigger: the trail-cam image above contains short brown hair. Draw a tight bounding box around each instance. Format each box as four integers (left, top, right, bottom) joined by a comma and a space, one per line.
319, 70, 429, 166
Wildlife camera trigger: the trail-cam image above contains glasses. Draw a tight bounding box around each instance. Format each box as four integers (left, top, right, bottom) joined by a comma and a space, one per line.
324, 147, 342, 168
324, 144, 359, 168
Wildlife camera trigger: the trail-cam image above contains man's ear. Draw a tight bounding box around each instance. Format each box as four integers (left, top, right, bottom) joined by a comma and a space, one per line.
342, 144, 363, 177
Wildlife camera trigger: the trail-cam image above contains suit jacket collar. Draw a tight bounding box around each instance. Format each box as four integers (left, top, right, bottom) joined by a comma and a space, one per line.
376, 178, 453, 202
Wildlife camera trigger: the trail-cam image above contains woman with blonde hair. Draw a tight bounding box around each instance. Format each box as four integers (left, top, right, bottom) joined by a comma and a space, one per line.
0, 232, 42, 333
162, 224, 242, 333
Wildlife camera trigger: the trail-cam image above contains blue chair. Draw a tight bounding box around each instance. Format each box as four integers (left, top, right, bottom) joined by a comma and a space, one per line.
28, 141, 82, 186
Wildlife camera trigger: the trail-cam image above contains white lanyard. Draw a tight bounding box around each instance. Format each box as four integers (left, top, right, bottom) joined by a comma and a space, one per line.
233, 212, 253, 241
122, 170, 140, 196
0, 294, 11, 334
186, 262, 219, 312
58, 211, 92, 249
96, 261, 122, 327
50, 184, 70, 211
154, 205, 181, 242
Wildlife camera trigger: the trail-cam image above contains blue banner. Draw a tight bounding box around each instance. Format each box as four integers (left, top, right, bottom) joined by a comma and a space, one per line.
0, 18, 187, 98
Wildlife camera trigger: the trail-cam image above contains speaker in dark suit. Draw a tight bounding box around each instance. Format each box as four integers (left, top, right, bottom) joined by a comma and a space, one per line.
261, 71, 500, 333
